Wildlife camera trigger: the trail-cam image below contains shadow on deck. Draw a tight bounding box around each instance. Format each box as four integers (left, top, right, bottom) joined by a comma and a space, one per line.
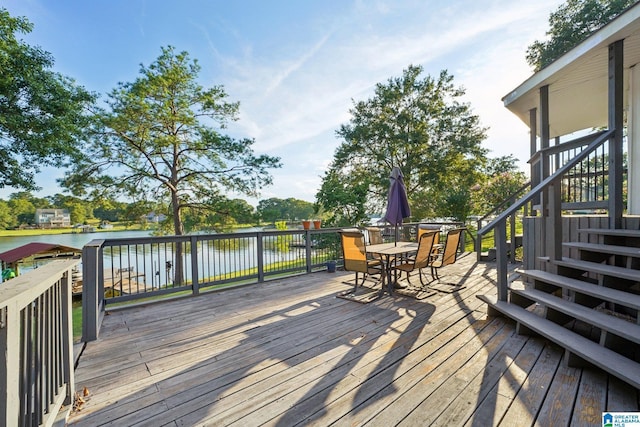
68, 253, 639, 426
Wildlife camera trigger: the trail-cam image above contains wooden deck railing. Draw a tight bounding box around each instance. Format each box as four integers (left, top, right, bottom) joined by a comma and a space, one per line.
0, 259, 79, 427
81, 222, 464, 342
478, 129, 617, 301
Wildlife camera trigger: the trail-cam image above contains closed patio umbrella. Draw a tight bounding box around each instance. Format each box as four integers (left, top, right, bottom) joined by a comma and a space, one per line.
383, 167, 411, 245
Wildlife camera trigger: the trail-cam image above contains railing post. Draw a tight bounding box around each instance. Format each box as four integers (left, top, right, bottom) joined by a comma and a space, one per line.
529, 108, 540, 211
82, 240, 104, 342
458, 222, 466, 252
256, 232, 265, 282
509, 197, 516, 263
496, 220, 508, 302
305, 230, 313, 274
61, 267, 75, 405
609, 39, 624, 228
547, 179, 563, 266
0, 303, 20, 426
476, 219, 483, 262
190, 236, 200, 296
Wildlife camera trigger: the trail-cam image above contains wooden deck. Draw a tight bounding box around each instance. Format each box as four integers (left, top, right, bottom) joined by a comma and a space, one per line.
68, 253, 640, 426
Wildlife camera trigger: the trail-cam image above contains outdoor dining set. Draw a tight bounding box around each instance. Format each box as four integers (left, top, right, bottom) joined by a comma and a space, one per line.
336, 165, 466, 302
337, 225, 466, 303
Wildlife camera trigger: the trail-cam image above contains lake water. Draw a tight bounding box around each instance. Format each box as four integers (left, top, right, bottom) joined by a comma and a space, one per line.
0, 227, 275, 280
0, 229, 154, 255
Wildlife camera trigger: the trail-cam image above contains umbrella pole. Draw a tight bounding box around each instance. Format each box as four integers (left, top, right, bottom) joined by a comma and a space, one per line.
395, 225, 398, 246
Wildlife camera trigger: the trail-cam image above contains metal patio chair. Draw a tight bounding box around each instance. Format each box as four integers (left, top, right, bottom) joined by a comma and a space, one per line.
392, 229, 438, 287
339, 229, 384, 293
430, 228, 465, 281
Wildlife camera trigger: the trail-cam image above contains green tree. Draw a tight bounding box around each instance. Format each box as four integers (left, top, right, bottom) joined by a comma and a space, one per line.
257, 198, 314, 223
122, 200, 156, 229
226, 199, 256, 225
314, 170, 369, 226
471, 155, 528, 213
287, 198, 315, 221
316, 65, 488, 225
0, 9, 95, 190
8, 192, 37, 225
93, 198, 127, 222
62, 46, 280, 284
0, 199, 16, 229
62, 46, 281, 238
526, 0, 635, 71
257, 198, 283, 223
273, 220, 292, 255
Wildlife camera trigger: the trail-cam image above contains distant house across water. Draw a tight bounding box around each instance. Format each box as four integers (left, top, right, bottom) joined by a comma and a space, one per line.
145, 212, 167, 223
34, 209, 71, 228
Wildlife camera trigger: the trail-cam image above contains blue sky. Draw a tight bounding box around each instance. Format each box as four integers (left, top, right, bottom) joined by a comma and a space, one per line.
2, 0, 564, 204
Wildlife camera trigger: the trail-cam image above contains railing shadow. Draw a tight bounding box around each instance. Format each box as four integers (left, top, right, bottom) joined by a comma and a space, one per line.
70, 274, 436, 425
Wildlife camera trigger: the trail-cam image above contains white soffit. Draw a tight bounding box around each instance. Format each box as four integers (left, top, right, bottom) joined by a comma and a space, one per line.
503, 3, 640, 138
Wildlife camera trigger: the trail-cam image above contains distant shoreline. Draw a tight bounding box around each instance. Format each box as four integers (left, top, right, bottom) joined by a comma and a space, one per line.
0, 224, 146, 238
0, 222, 262, 238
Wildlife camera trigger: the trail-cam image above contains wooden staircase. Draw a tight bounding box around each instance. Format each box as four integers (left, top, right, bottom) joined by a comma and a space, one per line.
478, 228, 640, 390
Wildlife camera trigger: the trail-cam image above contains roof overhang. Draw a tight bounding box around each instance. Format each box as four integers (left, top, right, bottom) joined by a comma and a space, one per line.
0, 242, 80, 265
503, 3, 640, 138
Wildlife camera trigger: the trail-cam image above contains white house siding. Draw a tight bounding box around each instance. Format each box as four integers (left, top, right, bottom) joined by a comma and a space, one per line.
629, 65, 640, 214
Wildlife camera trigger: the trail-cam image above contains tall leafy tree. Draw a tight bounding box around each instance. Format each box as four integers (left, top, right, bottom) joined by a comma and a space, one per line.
178, 196, 256, 232
8, 192, 39, 225
316, 65, 488, 225
0, 200, 15, 229
472, 155, 528, 213
225, 199, 257, 225
257, 197, 315, 223
0, 9, 95, 190
526, 0, 635, 71
93, 198, 128, 223
63, 46, 280, 284
62, 46, 281, 237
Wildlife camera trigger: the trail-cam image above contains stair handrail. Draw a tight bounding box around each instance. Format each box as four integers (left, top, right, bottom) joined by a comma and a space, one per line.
476, 180, 531, 225
478, 129, 615, 301
528, 129, 608, 165
475, 180, 530, 262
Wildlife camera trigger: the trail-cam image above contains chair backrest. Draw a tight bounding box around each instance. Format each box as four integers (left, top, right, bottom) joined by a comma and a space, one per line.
366, 227, 383, 245
418, 224, 441, 245
413, 230, 438, 268
340, 230, 368, 273
440, 228, 464, 267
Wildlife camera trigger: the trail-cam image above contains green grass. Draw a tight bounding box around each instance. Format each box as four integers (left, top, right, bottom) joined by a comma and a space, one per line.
463, 218, 524, 253
72, 301, 82, 342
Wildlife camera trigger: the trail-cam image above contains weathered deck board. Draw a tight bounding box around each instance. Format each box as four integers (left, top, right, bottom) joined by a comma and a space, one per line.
68, 254, 640, 426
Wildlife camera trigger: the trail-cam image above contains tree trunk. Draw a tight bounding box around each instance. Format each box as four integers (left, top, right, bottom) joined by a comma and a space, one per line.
171, 190, 184, 286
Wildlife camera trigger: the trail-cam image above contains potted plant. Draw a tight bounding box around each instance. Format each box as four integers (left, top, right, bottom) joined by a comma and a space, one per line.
302, 220, 311, 230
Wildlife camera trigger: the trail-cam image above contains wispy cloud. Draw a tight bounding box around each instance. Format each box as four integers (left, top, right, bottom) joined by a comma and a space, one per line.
263, 32, 333, 97
0, 0, 565, 202
219, 0, 564, 201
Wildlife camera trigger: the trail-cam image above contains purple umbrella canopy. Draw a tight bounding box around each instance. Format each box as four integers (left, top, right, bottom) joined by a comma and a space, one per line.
383, 167, 411, 244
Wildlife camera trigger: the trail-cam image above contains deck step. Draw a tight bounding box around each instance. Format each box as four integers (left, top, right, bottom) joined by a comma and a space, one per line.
553, 257, 640, 282
477, 294, 640, 389
507, 286, 640, 344
517, 269, 640, 312
563, 242, 640, 258
578, 228, 640, 238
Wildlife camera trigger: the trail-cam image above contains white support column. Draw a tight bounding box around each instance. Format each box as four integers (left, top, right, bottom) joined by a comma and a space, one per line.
630, 65, 640, 214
